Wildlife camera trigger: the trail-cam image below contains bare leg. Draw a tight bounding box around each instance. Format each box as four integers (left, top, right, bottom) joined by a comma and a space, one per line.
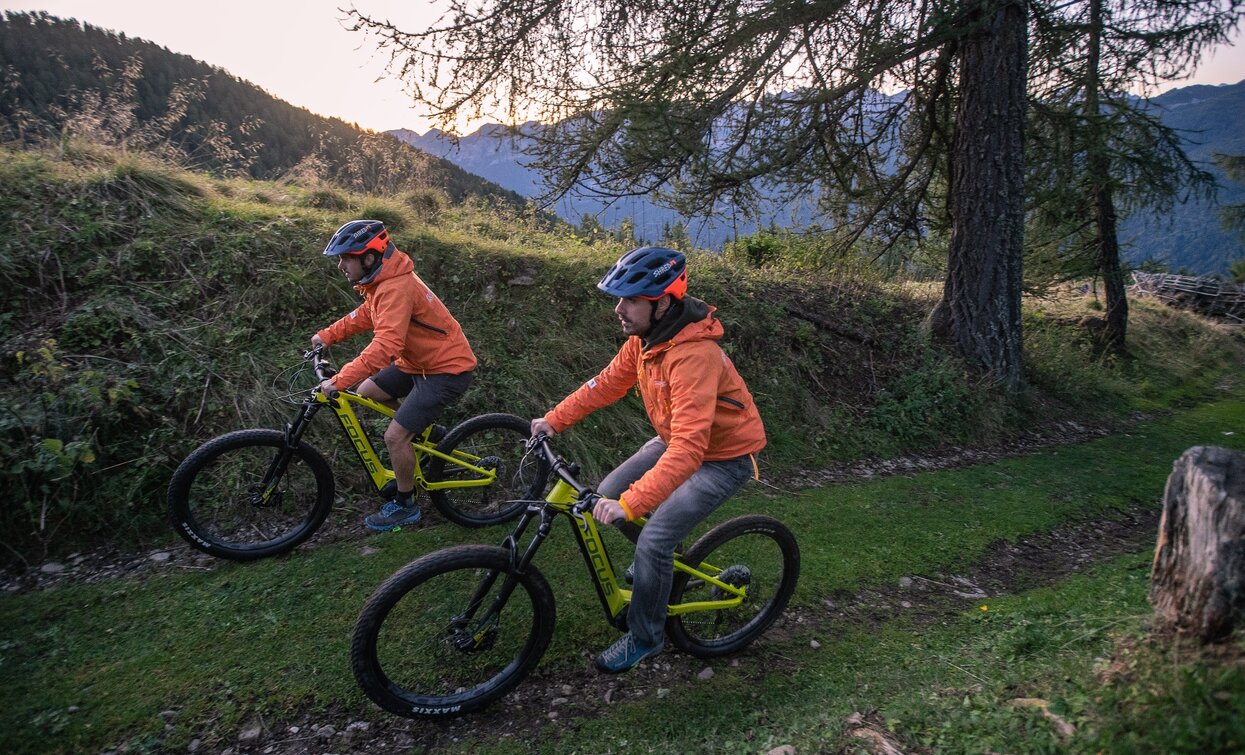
357, 378, 400, 410
384, 420, 418, 494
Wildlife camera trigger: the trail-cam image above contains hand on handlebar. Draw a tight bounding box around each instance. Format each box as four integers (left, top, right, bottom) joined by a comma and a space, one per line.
591, 497, 626, 525
530, 417, 555, 439
310, 334, 326, 350
318, 378, 339, 398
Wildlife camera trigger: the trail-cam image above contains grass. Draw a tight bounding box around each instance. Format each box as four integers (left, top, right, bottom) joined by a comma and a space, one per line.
2, 383, 1242, 754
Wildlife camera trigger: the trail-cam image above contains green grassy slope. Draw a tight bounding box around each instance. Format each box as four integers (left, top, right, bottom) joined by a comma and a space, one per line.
1, 386, 1240, 754
0, 143, 1241, 564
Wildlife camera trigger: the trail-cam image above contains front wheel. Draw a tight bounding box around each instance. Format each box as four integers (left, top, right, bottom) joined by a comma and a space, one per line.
167, 429, 334, 560
351, 545, 557, 717
427, 413, 549, 527
666, 514, 800, 658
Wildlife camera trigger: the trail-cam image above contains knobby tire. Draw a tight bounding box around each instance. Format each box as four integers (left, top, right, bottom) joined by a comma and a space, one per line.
167, 429, 334, 560
351, 545, 556, 717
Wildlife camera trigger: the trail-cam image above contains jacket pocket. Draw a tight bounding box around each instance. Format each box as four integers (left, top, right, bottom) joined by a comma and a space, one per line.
409, 316, 449, 337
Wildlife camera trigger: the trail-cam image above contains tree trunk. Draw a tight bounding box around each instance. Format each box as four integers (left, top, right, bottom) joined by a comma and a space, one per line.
1094, 184, 1129, 347
930, 0, 1028, 393
1086, 0, 1128, 350
1150, 446, 1245, 643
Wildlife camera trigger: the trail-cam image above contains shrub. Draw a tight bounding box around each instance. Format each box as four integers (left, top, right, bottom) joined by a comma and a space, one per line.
303, 186, 348, 210
404, 187, 449, 221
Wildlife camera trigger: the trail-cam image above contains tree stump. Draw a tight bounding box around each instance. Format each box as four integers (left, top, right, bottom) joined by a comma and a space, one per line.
1150, 446, 1245, 642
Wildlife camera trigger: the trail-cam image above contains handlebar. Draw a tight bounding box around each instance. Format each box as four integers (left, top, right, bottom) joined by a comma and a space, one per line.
528, 433, 599, 513
304, 346, 339, 398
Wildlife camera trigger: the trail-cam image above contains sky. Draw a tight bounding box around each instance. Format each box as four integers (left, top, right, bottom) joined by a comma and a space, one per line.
3, 0, 1244, 136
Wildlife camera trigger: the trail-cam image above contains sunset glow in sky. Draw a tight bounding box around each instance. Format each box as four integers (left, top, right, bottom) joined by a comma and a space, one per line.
3, 0, 1243, 136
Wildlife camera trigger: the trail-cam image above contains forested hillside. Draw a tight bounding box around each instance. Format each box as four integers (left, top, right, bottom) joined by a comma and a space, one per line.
0, 11, 526, 205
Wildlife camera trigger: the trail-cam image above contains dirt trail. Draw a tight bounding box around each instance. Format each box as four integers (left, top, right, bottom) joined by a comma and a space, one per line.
3, 414, 1131, 595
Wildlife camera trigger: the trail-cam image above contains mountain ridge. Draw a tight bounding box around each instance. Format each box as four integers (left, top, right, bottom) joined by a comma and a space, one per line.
390, 81, 1245, 274
0, 11, 526, 206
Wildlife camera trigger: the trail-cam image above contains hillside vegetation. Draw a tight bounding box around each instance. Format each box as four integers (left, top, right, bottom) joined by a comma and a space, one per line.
1, 142, 1242, 565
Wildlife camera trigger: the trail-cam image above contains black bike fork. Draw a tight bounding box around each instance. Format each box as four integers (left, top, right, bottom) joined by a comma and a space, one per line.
256, 400, 321, 502
455, 506, 552, 630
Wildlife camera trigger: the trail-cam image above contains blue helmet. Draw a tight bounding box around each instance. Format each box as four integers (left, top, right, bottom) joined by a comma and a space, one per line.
597, 246, 688, 300
323, 220, 391, 257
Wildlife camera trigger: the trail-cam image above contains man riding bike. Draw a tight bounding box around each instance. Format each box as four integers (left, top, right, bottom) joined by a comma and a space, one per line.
312, 219, 477, 531
530, 246, 766, 673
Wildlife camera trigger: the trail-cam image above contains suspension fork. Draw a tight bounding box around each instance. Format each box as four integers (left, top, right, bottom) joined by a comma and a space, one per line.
455, 504, 553, 628
254, 399, 322, 502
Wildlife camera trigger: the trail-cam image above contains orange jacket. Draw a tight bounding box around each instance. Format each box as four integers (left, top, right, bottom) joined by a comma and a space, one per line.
545, 301, 765, 519
317, 248, 477, 390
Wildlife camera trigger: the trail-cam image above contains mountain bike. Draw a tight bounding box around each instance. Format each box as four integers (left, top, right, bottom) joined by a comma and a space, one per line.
350, 433, 800, 718
167, 347, 548, 560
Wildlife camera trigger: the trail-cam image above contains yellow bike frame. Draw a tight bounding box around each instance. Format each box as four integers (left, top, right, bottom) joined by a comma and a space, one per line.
524, 476, 747, 626
314, 390, 501, 495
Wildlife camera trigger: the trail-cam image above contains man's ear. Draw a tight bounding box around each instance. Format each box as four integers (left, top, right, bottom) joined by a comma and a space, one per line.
655, 295, 674, 319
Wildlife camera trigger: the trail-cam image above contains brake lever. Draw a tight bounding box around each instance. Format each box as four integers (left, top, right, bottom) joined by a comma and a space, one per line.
571, 492, 601, 533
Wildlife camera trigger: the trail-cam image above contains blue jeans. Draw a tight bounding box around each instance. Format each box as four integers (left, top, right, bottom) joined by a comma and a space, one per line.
597, 436, 755, 648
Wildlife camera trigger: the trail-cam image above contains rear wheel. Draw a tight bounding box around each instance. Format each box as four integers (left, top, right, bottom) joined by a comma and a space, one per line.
666, 514, 800, 658
427, 413, 549, 527
166, 429, 334, 560
351, 545, 556, 717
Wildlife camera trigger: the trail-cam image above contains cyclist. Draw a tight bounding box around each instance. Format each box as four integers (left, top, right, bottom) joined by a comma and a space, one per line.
530, 246, 766, 673
311, 219, 477, 531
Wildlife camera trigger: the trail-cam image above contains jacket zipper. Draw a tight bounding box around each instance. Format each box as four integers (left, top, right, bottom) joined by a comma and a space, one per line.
409, 316, 448, 336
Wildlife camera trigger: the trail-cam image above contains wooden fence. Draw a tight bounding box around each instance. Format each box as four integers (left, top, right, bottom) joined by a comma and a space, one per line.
1130, 272, 1245, 324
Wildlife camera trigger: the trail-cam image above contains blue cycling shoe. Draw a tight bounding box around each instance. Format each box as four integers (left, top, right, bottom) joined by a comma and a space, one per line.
594, 633, 661, 674
365, 501, 422, 531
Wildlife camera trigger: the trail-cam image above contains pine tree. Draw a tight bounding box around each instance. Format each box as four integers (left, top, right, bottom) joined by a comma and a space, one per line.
348, 0, 1034, 389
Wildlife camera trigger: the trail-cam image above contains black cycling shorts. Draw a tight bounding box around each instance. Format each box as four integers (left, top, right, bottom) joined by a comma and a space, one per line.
369, 365, 474, 434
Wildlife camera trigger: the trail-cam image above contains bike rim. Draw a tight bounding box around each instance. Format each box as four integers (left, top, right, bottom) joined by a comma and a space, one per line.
676, 530, 789, 648
371, 565, 542, 709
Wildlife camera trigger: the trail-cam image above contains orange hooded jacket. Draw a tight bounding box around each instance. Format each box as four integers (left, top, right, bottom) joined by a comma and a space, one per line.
545, 299, 765, 519
316, 248, 476, 390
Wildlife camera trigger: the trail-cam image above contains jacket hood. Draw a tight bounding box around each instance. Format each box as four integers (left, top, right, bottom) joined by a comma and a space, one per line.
642, 296, 720, 351
355, 247, 414, 292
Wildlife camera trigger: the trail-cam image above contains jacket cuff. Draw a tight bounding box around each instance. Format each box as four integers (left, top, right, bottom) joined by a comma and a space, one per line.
618, 494, 637, 521
543, 410, 569, 433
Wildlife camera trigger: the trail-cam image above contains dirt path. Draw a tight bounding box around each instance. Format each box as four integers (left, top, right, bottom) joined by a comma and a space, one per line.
2, 414, 1133, 595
